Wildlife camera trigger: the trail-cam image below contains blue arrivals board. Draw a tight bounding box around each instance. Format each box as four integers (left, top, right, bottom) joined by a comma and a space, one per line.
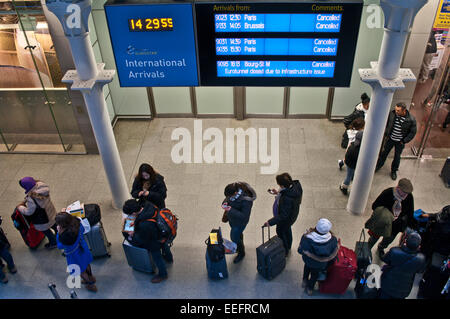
196, 1, 363, 87
104, 1, 363, 87
104, 1, 199, 87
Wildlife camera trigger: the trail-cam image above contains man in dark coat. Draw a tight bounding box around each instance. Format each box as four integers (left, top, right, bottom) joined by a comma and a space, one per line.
372, 178, 416, 258
376, 103, 417, 181
0, 217, 17, 284
122, 200, 172, 283
264, 173, 303, 256
379, 232, 426, 299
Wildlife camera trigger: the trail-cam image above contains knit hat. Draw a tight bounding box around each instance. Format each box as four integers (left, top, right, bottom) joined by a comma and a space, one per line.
122, 199, 141, 215
316, 218, 332, 235
19, 177, 36, 194
398, 178, 413, 194
405, 232, 421, 251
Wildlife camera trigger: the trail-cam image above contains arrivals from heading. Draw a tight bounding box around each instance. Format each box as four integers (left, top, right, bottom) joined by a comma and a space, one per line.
215, 13, 341, 33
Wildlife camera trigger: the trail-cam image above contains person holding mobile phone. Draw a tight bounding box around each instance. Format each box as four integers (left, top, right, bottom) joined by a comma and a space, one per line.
131, 163, 167, 209
222, 182, 257, 264
264, 173, 303, 257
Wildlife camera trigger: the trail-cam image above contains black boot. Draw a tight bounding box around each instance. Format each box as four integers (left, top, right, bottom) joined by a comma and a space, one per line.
233, 240, 245, 264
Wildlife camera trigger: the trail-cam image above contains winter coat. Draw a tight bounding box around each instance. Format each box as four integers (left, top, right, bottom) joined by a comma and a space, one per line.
344, 131, 363, 169
343, 103, 367, 128
298, 231, 339, 270
372, 187, 415, 234
57, 223, 93, 274
125, 203, 162, 252
380, 246, 426, 298
365, 206, 394, 238
0, 226, 10, 251
268, 180, 303, 227
225, 182, 257, 229
385, 109, 417, 144
18, 181, 57, 232
131, 173, 167, 208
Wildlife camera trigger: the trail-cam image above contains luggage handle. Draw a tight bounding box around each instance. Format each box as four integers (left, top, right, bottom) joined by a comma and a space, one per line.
15, 208, 30, 229
261, 225, 271, 244
358, 228, 366, 243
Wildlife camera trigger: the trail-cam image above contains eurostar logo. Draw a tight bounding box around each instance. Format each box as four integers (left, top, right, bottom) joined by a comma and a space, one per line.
126, 45, 156, 56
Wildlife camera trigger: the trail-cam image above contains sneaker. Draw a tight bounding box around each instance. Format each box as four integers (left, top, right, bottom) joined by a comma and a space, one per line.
338, 160, 344, 170
390, 171, 397, 181
45, 243, 57, 250
151, 275, 168, 284
1, 275, 8, 284
8, 266, 17, 274
339, 185, 348, 195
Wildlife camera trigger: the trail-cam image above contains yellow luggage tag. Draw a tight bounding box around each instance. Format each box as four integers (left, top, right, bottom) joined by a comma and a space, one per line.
209, 232, 218, 245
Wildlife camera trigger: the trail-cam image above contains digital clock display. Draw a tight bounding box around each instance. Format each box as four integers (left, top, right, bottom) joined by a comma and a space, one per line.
129, 18, 173, 32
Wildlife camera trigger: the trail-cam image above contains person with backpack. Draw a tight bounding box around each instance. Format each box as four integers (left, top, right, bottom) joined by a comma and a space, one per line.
264, 173, 303, 256
339, 130, 364, 195
122, 199, 173, 283
379, 231, 426, 299
222, 182, 257, 264
418, 205, 450, 262
55, 212, 97, 292
341, 93, 370, 148
298, 218, 339, 296
131, 163, 167, 208
0, 216, 17, 284
17, 177, 57, 249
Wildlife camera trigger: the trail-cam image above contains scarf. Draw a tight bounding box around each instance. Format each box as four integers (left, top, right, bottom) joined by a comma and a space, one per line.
306, 230, 332, 243
393, 187, 407, 218
228, 189, 243, 202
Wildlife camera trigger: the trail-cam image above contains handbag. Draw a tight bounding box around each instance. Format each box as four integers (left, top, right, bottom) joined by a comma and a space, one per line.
222, 211, 229, 223
355, 229, 372, 270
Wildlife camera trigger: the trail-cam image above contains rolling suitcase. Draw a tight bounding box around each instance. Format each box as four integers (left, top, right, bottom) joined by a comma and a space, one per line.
439, 157, 450, 188
354, 229, 372, 274
319, 242, 357, 295
84, 220, 111, 258
256, 226, 286, 280
11, 208, 44, 249
205, 227, 228, 280
418, 265, 449, 299
122, 240, 156, 273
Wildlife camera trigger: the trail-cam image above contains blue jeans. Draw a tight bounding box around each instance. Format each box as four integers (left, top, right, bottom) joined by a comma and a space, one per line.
0, 247, 15, 280
343, 167, 355, 187
150, 243, 172, 278
230, 225, 246, 246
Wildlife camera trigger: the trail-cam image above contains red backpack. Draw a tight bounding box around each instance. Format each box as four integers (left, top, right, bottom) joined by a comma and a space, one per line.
147, 208, 178, 246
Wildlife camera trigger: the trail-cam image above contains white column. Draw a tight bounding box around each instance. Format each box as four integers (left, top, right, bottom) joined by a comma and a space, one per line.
347, 0, 427, 215
45, 0, 129, 209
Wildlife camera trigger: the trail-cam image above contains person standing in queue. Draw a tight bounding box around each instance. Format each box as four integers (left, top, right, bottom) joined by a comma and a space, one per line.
17, 177, 57, 250
264, 173, 303, 256
122, 199, 173, 283
222, 182, 257, 264
131, 163, 167, 208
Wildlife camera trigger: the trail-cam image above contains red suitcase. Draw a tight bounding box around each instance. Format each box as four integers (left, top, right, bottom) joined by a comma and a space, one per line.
11, 208, 45, 249
319, 242, 357, 295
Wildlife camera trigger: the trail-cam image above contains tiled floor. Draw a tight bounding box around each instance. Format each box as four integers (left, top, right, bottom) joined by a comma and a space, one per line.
0, 118, 448, 299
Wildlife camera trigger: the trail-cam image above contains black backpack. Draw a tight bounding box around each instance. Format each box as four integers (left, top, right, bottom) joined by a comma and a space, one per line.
84, 203, 101, 226
205, 228, 225, 262
30, 198, 49, 225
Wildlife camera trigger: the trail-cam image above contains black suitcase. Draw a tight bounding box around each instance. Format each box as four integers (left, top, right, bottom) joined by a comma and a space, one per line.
355, 229, 372, 272
84, 203, 101, 226
440, 157, 450, 188
256, 226, 286, 280
205, 227, 228, 280
418, 266, 449, 299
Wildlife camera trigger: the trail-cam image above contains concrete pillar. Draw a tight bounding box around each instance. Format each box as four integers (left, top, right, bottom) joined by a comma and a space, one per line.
347, 0, 427, 215
45, 0, 129, 209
